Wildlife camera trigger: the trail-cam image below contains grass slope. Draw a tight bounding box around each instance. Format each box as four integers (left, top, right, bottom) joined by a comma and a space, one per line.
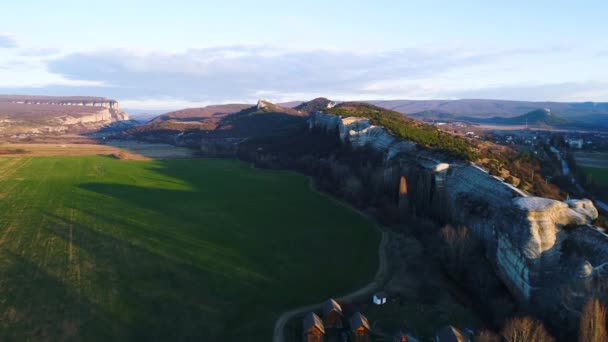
324, 102, 474, 160
0, 156, 379, 341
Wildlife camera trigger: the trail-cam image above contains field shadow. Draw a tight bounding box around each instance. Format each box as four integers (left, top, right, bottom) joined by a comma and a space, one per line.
64, 159, 292, 340
73, 158, 378, 340
1, 157, 378, 341
40, 210, 231, 341
0, 249, 127, 341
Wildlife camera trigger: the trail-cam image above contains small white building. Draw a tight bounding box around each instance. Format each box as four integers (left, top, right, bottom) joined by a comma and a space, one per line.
568, 139, 584, 149
373, 292, 387, 305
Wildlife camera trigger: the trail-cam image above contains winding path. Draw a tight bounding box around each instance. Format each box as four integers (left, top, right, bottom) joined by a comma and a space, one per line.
272, 231, 390, 342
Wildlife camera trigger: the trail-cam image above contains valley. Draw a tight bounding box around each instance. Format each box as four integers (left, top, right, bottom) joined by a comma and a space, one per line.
4, 3, 608, 341
1, 96, 607, 341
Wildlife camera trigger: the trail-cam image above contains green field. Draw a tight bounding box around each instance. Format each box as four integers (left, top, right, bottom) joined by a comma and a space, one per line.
0, 156, 379, 341
582, 166, 608, 187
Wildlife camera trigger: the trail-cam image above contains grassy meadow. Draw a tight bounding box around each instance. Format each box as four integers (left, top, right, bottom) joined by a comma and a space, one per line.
581, 166, 608, 187
0, 156, 379, 341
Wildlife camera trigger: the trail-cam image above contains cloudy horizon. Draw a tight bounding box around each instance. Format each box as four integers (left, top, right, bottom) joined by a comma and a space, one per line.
2, 1, 607, 109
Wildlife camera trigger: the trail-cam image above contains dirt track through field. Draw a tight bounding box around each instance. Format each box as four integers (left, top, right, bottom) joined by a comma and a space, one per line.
272, 232, 389, 342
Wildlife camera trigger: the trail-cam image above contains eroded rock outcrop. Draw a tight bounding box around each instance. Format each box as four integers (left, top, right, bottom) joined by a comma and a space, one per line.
308, 111, 605, 308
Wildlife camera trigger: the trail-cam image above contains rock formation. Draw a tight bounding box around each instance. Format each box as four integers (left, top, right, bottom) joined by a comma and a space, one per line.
0, 95, 129, 136
307, 111, 604, 309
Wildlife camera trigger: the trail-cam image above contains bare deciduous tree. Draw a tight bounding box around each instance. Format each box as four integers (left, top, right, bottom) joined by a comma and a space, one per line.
579, 297, 608, 342
501, 316, 555, 342
475, 330, 501, 342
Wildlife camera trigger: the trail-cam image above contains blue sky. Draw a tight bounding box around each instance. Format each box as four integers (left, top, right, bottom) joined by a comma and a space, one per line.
1, 0, 607, 109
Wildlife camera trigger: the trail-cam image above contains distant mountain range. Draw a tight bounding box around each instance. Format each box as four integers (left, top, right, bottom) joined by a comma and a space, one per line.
368, 99, 608, 128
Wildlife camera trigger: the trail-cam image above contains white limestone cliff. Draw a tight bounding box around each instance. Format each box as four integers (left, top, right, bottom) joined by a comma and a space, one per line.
308, 111, 604, 305
0, 98, 130, 136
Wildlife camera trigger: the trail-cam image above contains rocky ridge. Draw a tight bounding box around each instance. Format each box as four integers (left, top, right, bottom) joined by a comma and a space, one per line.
308, 111, 604, 308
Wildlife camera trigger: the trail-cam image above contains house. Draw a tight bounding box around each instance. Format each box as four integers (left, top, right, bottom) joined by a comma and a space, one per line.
303, 312, 325, 342
322, 298, 344, 328
568, 139, 584, 149
393, 331, 409, 342
434, 325, 468, 342
350, 312, 371, 342
373, 291, 387, 305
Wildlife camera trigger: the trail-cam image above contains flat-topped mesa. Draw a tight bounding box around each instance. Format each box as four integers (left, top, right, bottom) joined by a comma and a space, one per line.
308, 110, 606, 309
0, 95, 130, 136
0, 95, 120, 110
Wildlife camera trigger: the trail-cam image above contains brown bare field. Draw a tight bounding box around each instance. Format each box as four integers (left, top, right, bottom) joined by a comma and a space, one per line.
1, 134, 99, 144
0, 141, 197, 160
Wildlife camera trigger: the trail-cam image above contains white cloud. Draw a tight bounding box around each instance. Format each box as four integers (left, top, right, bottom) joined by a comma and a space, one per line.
441, 81, 608, 102
0, 33, 18, 48
0, 43, 606, 108
37, 45, 539, 103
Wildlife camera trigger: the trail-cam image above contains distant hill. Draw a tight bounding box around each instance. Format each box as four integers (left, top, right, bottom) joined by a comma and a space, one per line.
456, 108, 574, 127
369, 99, 608, 128
499, 108, 570, 125
122, 109, 172, 122
0, 95, 130, 137
253, 99, 303, 116
150, 104, 251, 123
122, 99, 307, 142
294, 97, 336, 113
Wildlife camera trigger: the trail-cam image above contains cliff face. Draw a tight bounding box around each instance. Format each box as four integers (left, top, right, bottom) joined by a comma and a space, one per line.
0, 96, 129, 136
308, 112, 604, 306
0, 95, 121, 109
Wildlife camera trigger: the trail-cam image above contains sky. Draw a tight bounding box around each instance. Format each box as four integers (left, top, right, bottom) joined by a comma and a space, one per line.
1, 0, 607, 109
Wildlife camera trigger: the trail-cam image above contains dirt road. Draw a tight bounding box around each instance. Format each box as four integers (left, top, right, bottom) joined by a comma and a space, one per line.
272, 231, 390, 342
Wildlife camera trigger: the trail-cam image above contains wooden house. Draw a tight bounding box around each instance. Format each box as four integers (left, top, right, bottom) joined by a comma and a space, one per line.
303, 312, 325, 342
350, 312, 371, 342
322, 298, 343, 329
393, 331, 409, 342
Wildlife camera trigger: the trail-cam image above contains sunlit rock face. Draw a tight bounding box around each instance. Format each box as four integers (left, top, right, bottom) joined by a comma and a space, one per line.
257, 99, 271, 110
0, 96, 130, 135
61, 107, 129, 125
492, 197, 599, 301
308, 111, 605, 306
